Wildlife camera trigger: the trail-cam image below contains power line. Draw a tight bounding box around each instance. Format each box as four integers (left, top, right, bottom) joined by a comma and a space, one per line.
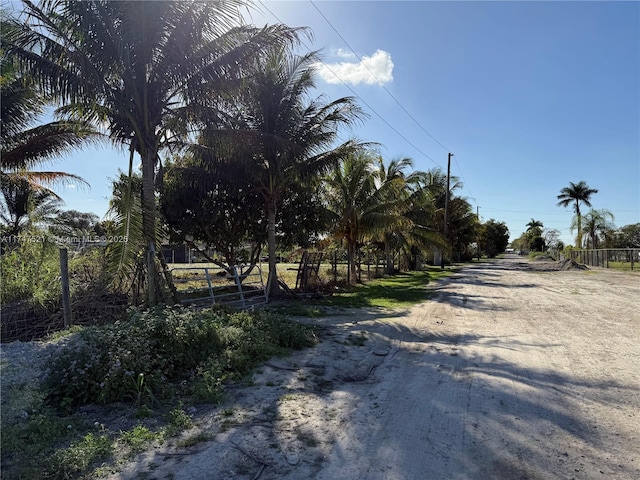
258, 0, 445, 169
449, 152, 474, 203
308, 0, 481, 204
309, 0, 451, 154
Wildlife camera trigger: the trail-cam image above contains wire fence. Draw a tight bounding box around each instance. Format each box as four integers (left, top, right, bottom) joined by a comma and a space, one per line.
570, 248, 639, 271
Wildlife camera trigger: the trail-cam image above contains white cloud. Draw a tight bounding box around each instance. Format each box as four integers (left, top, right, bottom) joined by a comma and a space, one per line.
334, 48, 356, 60
315, 49, 394, 86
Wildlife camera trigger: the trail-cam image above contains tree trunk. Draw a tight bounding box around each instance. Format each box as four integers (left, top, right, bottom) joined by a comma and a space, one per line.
384, 238, 393, 274
347, 239, 357, 285
576, 213, 583, 248
141, 149, 157, 306
575, 201, 583, 248
266, 198, 280, 298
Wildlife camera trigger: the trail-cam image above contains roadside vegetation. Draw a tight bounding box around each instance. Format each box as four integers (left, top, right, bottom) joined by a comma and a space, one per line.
1, 306, 316, 479
316, 267, 456, 309
1, 266, 453, 480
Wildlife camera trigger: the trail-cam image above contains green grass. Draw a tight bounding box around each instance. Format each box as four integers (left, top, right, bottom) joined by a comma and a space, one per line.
606, 261, 640, 272
119, 425, 162, 455
268, 267, 456, 315
269, 267, 457, 312
320, 267, 455, 309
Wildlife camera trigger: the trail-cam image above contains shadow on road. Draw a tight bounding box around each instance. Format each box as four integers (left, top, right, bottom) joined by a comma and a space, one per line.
115, 258, 639, 479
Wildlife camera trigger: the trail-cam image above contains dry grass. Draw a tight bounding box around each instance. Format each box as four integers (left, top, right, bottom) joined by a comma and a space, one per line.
167, 261, 384, 291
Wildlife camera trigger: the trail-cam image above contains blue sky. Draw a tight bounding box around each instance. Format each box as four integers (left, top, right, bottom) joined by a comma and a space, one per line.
45, 1, 639, 246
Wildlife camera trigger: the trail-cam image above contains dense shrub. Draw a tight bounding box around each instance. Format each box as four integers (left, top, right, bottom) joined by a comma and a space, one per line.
43, 306, 316, 409
1, 238, 125, 342
1, 235, 60, 307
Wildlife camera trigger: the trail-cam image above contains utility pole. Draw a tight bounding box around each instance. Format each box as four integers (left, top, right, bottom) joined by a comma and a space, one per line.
477, 206, 481, 261
441, 152, 452, 269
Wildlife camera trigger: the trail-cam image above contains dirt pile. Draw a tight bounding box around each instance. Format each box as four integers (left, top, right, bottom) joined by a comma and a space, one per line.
557, 259, 589, 270
525, 258, 589, 271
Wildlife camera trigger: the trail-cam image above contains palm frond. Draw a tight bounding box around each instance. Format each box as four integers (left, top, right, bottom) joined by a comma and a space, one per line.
3, 170, 88, 194
1, 121, 100, 169
104, 150, 144, 288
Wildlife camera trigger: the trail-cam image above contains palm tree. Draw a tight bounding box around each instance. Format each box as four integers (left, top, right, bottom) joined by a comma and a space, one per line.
325, 151, 408, 284
372, 156, 415, 274
325, 152, 375, 284
524, 218, 545, 252
526, 219, 543, 232
445, 196, 478, 261
1, 48, 92, 191
557, 181, 598, 247
371, 157, 449, 273
421, 167, 462, 265
196, 47, 363, 295
0, 174, 62, 238
3, 0, 299, 305
397, 172, 448, 268
573, 209, 615, 249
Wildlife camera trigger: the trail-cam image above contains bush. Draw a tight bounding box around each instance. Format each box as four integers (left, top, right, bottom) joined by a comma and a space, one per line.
1, 237, 126, 342
48, 432, 112, 480
43, 306, 316, 409
0, 235, 60, 307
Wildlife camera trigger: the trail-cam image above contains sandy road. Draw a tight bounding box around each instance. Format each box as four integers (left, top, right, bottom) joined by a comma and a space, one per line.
114, 256, 639, 480
313, 256, 640, 480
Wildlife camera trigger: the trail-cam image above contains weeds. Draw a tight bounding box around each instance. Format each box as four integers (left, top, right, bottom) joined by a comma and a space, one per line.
175, 432, 212, 449
48, 432, 112, 480
119, 425, 161, 455
164, 408, 194, 437
43, 306, 315, 410
2, 305, 317, 480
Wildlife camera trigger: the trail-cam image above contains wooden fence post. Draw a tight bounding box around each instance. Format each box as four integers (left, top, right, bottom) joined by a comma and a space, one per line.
59, 247, 72, 328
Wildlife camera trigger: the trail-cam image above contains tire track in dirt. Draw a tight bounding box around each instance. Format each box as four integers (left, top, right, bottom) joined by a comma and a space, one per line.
111, 256, 639, 479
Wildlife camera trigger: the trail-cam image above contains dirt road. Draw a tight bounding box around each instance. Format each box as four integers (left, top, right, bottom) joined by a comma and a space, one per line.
115, 256, 639, 479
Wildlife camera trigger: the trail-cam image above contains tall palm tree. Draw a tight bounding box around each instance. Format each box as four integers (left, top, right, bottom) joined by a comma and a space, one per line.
3, 0, 299, 305
196, 47, 363, 295
397, 172, 448, 269
421, 167, 462, 265
325, 152, 375, 284
444, 196, 477, 261
557, 181, 598, 248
